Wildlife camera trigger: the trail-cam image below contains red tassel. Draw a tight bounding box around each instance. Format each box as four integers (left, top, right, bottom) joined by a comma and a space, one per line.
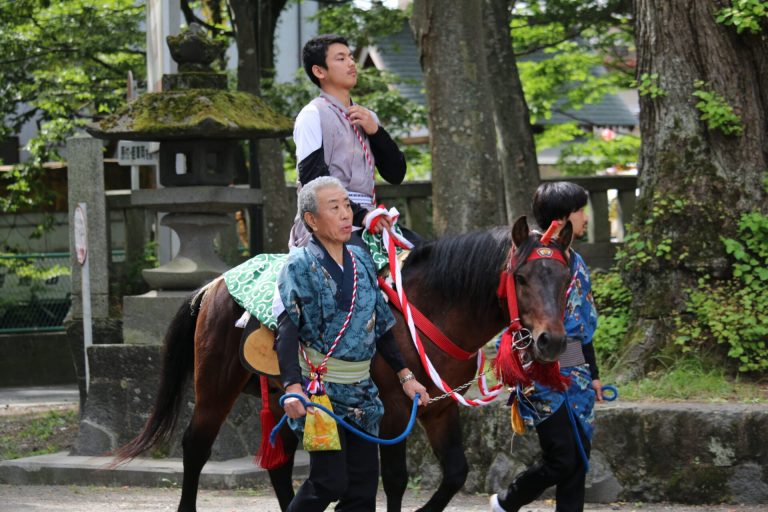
528, 361, 570, 391
254, 375, 289, 470
493, 332, 530, 387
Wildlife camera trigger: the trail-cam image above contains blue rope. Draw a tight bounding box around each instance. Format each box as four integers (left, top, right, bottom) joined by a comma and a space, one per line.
269, 393, 420, 447
563, 384, 618, 473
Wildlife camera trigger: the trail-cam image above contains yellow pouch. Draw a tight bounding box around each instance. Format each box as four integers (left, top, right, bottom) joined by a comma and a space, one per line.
510, 396, 526, 435
303, 394, 342, 451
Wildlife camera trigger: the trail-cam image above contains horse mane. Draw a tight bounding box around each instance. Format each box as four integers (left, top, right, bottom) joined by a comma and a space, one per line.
402, 226, 512, 313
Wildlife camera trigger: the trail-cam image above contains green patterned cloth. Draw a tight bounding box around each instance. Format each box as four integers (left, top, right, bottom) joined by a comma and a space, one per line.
223, 253, 288, 330
223, 232, 400, 330
361, 227, 409, 271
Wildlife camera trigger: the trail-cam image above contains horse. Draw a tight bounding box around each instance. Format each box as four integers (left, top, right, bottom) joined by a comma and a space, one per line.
112, 216, 574, 512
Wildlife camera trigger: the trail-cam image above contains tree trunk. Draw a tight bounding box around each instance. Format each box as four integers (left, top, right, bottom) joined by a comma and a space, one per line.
412, 0, 505, 235
482, 0, 540, 223
615, 0, 768, 380
229, 0, 292, 253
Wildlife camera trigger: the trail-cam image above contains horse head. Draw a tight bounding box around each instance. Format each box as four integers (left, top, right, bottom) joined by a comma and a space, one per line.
495, 216, 573, 388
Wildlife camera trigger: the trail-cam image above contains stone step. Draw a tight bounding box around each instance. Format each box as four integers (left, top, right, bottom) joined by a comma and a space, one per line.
0, 451, 309, 489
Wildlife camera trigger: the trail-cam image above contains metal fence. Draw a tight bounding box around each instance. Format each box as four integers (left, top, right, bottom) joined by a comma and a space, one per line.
0, 252, 71, 333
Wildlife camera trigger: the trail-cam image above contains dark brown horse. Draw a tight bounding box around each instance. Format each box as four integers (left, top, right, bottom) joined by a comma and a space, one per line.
113, 216, 573, 512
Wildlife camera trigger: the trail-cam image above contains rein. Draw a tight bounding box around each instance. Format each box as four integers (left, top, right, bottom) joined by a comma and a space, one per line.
375, 211, 503, 407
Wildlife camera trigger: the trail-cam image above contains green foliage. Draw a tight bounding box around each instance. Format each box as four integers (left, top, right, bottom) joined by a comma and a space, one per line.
315, 1, 410, 49
0, 0, 145, 217
512, 1, 636, 175
556, 132, 640, 176
591, 270, 631, 367
715, 0, 768, 34
674, 210, 768, 373
633, 72, 666, 98
692, 80, 744, 136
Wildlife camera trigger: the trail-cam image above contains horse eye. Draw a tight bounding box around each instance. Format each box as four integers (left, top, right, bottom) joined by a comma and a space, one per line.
515, 274, 527, 286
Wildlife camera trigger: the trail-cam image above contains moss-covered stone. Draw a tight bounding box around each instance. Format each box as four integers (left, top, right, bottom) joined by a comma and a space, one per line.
87, 89, 292, 141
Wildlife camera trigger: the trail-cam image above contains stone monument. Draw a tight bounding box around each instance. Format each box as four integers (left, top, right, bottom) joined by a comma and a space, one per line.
71, 23, 292, 459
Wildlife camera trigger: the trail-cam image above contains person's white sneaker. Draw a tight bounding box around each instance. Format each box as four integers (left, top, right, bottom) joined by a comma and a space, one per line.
489, 493, 506, 512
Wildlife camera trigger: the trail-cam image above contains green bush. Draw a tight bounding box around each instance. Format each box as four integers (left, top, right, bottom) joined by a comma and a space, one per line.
675, 210, 768, 373
591, 270, 631, 367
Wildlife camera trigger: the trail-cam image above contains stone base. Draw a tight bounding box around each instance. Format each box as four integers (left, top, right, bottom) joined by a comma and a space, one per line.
406, 401, 768, 505
122, 291, 191, 345
72, 344, 262, 461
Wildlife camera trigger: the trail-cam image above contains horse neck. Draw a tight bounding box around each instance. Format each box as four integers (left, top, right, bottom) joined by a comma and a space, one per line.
403, 276, 507, 355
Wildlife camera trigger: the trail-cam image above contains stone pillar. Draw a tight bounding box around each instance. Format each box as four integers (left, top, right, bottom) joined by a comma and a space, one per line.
67, 136, 109, 320
66, 135, 123, 411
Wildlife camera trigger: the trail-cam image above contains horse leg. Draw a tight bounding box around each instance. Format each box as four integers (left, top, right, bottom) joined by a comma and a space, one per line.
177, 364, 251, 511
267, 380, 300, 511
380, 440, 409, 512
178, 284, 252, 512
416, 404, 468, 512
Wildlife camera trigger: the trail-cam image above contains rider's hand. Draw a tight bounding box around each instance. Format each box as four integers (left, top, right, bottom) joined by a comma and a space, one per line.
364, 210, 393, 234
348, 105, 379, 135
283, 383, 310, 419
592, 379, 603, 402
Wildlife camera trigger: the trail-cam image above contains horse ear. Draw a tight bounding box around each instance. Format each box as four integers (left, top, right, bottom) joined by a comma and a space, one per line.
512, 216, 529, 248
559, 220, 574, 252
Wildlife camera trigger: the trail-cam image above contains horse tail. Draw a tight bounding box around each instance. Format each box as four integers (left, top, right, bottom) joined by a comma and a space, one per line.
111, 288, 207, 464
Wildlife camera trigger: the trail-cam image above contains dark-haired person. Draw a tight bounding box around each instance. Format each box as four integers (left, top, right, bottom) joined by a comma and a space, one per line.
491, 181, 603, 512
289, 34, 412, 248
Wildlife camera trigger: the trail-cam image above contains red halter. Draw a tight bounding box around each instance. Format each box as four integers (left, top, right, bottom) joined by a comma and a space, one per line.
494, 222, 570, 391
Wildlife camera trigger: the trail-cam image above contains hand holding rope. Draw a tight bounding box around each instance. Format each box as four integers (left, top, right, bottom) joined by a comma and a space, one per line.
269, 393, 421, 447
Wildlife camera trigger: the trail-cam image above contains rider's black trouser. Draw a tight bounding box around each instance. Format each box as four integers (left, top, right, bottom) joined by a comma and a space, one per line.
498, 403, 590, 512
287, 428, 379, 512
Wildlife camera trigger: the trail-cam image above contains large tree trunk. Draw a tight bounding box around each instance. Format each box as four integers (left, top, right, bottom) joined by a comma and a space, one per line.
229, 0, 292, 253
482, 0, 540, 222
615, 0, 768, 380
412, 0, 505, 235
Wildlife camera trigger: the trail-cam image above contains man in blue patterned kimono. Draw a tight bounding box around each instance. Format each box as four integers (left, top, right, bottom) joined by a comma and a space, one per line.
492, 181, 603, 512
275, 176, 428, 512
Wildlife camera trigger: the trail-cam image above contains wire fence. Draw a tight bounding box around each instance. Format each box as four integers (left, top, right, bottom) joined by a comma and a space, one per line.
0, 252, 71, 333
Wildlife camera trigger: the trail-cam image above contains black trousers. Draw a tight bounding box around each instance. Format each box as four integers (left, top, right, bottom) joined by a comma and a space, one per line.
287, 428, 379, 512
499, 403, 591, 512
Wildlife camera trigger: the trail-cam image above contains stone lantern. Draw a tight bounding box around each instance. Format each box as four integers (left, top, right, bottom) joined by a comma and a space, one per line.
88, 23, 292, 291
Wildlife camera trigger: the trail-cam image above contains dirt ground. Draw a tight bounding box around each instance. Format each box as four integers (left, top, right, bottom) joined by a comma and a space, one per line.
1, 484, 766, 512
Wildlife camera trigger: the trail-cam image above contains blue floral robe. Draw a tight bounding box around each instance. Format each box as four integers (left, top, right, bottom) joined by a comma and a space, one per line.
277, 239, 395, 435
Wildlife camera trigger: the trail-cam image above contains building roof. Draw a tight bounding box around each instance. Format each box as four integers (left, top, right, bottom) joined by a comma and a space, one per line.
367, 25, 638, 128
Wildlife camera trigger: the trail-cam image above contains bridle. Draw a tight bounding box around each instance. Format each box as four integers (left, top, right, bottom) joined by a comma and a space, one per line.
494, 221, 571, 389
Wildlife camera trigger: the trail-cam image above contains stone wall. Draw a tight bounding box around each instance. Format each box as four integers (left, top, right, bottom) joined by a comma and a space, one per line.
0, 332, 75, 387
405, 401, 768, 504
72, 344, 261, 461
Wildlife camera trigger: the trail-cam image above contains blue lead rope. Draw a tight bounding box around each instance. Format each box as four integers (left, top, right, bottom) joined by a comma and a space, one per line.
269, 393, 421, 447
564, 384, 618, 474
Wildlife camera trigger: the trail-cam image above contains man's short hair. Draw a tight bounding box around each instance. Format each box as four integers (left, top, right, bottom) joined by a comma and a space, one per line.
532, 181, 589, 229
302, 34, 349, 87
298, 176, 346, 230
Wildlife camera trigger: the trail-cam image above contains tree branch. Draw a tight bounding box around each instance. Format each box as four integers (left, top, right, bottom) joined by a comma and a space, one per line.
181, 0, 234, 37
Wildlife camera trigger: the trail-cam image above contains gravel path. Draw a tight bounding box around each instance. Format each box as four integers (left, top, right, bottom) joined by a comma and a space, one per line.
1, 485, 765, 512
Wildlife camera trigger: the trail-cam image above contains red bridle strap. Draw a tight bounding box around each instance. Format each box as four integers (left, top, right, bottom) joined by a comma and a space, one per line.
379, 278, 476, 361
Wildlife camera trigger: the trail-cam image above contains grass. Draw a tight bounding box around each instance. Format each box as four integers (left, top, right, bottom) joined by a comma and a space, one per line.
604, 359, 768, 403
0, 408, 79, 460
